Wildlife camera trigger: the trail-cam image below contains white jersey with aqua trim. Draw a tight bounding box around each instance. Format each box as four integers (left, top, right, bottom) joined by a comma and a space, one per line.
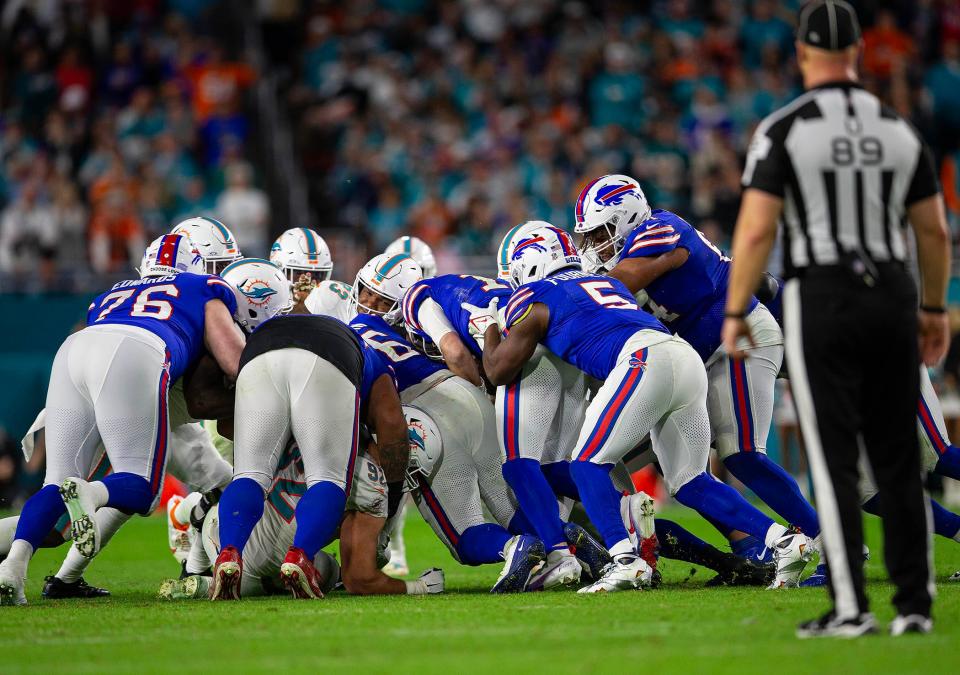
305, 279, 355, 322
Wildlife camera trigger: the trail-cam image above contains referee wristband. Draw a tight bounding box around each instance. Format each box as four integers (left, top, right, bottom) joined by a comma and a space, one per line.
920, 305, 946, 314
724, 311, 748, 320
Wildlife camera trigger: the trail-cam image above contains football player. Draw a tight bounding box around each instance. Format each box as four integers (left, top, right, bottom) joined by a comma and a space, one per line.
210, 260, 412, 600
349, 253, 546, 592
0, 234, 247, 606
385, 235, 437, 278
170, 216, 243, 274
482, 225, 813, 592
573, 175, 821, 571
269, 227, 336, 310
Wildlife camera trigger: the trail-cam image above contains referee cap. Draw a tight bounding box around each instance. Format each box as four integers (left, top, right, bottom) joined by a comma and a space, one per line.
797, 1, 862, 51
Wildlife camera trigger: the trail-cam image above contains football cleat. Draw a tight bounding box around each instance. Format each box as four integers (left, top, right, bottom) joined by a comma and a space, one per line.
799, 563, 828, 587
577, 555, 653, 593
563, 522, 611, 581
210, 546, 243, 601
42, 575, 110, 599
731, 535, 774, 565
280, 546, 325, 599
59, 477, 101, 559
159, 575, 211, 600
949, 571, 960, 582
527, 550, 581, 591
768, 531, 813, 589
166, 495, 194, 565
0, 563, 26, 607
796, 612, 877, 639
491, 535, 546, 594
705, 554, 774, 587
890, 614, 933, 636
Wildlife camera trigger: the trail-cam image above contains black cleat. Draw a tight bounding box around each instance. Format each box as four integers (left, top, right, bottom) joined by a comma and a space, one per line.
42, 575, 110, 599
705, 553, 774, 587
563, 522, 612, 581
797, 611, 877, 639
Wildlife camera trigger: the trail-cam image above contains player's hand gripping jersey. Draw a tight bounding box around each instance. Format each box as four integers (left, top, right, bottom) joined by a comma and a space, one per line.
620, 210, 758, 361
503, 269, 670, 380
404, 274, 512, 356
350, 313, 448, 397
87, 272, 237, 380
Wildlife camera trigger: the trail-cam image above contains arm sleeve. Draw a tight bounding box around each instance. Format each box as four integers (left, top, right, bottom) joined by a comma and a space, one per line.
905, 141, 941, 207
411, 297, 455, 344
622, 223, 681, 259
205, 276, 239, 315
741, 120, 790, 198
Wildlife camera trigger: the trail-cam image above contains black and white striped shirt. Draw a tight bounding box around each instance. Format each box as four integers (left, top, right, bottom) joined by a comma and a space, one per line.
742, 81, 939, 278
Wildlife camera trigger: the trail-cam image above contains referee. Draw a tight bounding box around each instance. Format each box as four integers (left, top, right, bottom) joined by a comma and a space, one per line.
722, 1, 950, 638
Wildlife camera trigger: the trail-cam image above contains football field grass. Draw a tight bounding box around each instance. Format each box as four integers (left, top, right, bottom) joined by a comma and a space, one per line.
1, 507, 958, 674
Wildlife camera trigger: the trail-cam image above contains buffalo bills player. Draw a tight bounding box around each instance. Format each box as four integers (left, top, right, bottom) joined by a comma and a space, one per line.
349, 254, 544, 592
0, 234, 246, 606
210, 260, 412, 600
482, 225, 813, 592
574, 174, 821, 573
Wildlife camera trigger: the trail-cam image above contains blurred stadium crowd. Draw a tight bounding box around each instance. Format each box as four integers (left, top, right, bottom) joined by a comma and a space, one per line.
1, 0, 959, 290
2, 1, 960, 502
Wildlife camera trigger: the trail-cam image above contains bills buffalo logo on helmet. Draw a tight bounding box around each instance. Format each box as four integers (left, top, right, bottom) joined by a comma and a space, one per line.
594, 182, 639, 207
239, 278, 278, 306
510, 236, 547, 260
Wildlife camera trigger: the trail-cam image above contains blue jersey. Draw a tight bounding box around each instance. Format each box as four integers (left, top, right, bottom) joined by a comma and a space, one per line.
403, 274, 512, 357
351, 313, 447, 394
620, 209, 758, 361
503, 269, 669, 380
359, 340, 395, 402
87, 273, 237, 380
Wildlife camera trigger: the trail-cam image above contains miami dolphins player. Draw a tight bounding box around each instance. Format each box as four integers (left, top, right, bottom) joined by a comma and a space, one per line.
0, 234, 247, 606
349, 254, 545, 592
170, 216, 243, 274
573, 174, 821, 573
386, 235, 437, 278
482, 225, 813, 592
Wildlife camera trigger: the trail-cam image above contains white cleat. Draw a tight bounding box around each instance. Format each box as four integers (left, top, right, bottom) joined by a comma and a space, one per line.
166, 495, 195, 564
527, 551, 581, 591
158, 575, 211, 600
768, 531, 813, 589
0, 564, 27, 606
577, 555, 653, 594
60, 477, 101, 559
890, 614, 933, 636
382, 555, 409, 577
620, 491, 656, 549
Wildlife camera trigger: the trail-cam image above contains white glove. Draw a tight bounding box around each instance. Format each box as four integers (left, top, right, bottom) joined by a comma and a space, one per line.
405, 567, 445, 595
463, 297, 501, 337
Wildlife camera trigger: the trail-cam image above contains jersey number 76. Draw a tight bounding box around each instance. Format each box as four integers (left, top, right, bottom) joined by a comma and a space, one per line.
95, 284, 180, 322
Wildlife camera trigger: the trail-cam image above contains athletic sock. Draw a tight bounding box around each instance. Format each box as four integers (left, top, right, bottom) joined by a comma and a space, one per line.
0, 516, 18, 556
56, 508, 131, 583
507, 509, 536, 537
934, 446, 960, 481
502, 458, 568, 550
929, 498, 960, 540
292, 481, 347, 558
185, 535, 212, 575
217, 477, 266, 554
2, 540, 34, 579
541, 461, 580, 500
673, 473, 779, 545
101, 473, 152, 514
723, 452, 820, 536
568, 461, 631, 549
656, 518, 731, 571
457, 523, 513, 565
13, 484, 67, 549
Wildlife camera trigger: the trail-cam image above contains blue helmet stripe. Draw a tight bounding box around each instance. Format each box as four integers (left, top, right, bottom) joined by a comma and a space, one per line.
375, 254, 409, 282
301, 228, 318, 260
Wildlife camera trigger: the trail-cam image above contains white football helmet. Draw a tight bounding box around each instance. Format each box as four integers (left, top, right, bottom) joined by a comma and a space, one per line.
385, 236, 436, 278
269, 227, 333, 286
497, 221, 552, 283
573, 174, 651, 273
220, 258, 292, 332
508, 225, 582, 287
170, 216, 242, 274
139, 234, 205, 278
403, 405, 443, 491
351, 253, 423, 324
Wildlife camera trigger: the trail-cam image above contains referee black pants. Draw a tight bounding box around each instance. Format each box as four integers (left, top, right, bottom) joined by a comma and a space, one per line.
783, 266, 932, 619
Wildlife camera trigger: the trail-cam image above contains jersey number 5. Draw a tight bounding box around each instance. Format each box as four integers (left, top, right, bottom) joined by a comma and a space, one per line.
95, 284, 180, 322
579, 281, 639, 310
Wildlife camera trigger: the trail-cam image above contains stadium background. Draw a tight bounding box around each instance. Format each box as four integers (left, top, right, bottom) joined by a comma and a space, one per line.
1, 0, 959, 509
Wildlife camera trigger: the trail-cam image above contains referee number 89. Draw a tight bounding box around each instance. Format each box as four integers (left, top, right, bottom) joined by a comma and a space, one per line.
831, 137, 883, 166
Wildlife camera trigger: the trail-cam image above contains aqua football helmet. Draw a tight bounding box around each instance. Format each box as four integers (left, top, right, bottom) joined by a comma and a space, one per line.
351, 253, 423, 325
269, 227, 333, 286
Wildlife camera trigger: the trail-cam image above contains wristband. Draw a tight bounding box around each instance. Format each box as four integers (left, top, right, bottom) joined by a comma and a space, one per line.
724, 311, 747, 320
920, 305, 946, 314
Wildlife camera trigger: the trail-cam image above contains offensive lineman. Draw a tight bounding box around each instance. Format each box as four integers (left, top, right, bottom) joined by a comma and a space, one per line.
0, 234, 246, 605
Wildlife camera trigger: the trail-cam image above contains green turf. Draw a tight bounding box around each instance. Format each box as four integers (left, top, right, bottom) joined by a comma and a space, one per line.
1, 508, 958, 674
